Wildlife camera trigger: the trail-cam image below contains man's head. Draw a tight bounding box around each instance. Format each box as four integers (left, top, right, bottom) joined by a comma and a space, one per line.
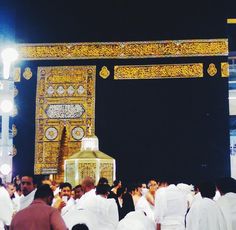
6, 183, 15, 198
216, 177, 236, 195
130, 183, 142, 196
81, 177, 95, 193
198, 181, 216, 199
148, 179, 158, 192
59, 182, 72, 199
112, 179, 122, 189
73, 185, 84, 200
97, 177, 109, 186
21, 175, 35, 196
96, 184, 111, 198
34, 184, 54, 205
72, 224, 89, 230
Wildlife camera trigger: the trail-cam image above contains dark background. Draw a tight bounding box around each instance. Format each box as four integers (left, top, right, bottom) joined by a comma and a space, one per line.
0, 0, 232, 184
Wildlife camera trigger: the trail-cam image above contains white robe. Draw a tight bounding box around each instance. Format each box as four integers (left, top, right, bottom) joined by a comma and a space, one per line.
186, 197, 226, 230
12, 192, 21, 212
135, 196, 155, 222
63, 208, 99, 230
217, 192, 236, 230
19, 189, 36, 210
61, 197, 76, 216
189, 192, 202, 207
154, 185, 188, 230
77, 192, 119, 230
116, 210, 156, 230
76, 189, 96, 209
0, 186, 13, 229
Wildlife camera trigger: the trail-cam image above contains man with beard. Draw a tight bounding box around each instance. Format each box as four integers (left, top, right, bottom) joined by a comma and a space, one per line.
19, 175, 37, 210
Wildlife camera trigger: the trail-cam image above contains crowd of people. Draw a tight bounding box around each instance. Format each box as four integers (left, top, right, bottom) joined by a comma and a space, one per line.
0, 174, 236, 230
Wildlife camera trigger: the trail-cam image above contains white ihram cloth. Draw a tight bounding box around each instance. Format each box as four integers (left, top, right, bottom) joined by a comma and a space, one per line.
0, 186, 13, 229
154, 185, 188, 230
19, 189, 36, 210
217, 192, 236, 230
189, 192, 202, 207
135, 196, 155, 222
77, 191, 119, 230
177, 183, 194, 208
63, 208, 99, 230
76, 189, 96, 209
12, 192, 21, 212
116, 210, 155, 230
186, 197, 226, 230
61, 197, 76, 216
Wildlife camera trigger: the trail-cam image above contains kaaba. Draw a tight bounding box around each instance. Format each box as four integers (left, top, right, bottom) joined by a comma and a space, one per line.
0, 0, 231, 184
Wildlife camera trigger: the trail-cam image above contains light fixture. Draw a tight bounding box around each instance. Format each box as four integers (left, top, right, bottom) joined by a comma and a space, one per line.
1, 48, 18, 79
0, 163, 12, 176
0, 99, 14, 113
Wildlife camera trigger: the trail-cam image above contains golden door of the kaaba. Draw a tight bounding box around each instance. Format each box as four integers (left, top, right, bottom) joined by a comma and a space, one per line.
34, 66, 96, 182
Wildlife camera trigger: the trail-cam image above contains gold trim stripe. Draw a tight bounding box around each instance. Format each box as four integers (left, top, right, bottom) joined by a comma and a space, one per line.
227, 18, 236, 24
17, 39, 228, 60
114, 63, 203, 80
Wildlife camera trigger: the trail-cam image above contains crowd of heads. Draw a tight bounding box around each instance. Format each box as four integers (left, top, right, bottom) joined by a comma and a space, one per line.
1, 173, 236, 230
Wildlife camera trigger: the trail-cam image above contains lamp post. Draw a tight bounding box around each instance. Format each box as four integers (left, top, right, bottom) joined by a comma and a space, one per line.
0, 47, 18, 182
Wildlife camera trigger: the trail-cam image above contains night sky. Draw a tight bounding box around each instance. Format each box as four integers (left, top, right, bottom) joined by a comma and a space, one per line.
0, 0, 234, 184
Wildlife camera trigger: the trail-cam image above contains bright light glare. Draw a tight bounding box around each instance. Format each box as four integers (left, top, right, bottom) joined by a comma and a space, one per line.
0, 99, 14, 113
0, 163, 11, 175
1, 48, 18, 79
1, 48, 18, 63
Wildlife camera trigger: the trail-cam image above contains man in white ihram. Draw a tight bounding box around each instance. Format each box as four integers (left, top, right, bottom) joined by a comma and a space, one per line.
186, 181, 226, 230
216, 177, 236, 230
63, 177, 119, 230
154, 183, 188, 230
19, 175, 37, 210
116, 210, 156, 230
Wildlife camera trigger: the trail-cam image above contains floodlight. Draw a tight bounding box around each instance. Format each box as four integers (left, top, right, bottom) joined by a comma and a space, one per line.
0, 163, 11, 176
1, 48, 18, 79
0, 99, 14, 113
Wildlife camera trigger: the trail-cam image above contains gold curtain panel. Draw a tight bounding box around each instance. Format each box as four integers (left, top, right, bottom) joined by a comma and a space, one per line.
34, 66, 96, 174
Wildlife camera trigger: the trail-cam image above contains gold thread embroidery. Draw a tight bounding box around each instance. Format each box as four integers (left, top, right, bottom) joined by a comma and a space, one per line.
23, 67, 33, 80
99, 66, 110, 79
17, 39, 228, 60
221, 62, 229, 77
34, 66, 96, 175
207, 63, 217, 77
14, 67, 21, 82
114, 63, 203, 80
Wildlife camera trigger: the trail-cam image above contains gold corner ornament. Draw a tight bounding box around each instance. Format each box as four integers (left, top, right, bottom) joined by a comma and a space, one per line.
12, 124, 18, 137
221, 62, 229, 77
23, 67, 33, 80
99, 66, 110, 79
17, 39, 228, 60
207, 63, 217, 77
114, 63, 203, 80
14, 67, 21, 82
